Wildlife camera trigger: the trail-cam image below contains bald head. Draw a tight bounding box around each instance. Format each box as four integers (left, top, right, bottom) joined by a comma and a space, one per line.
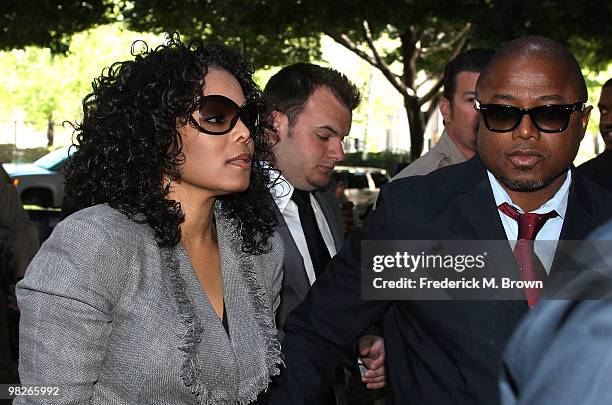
477, 36, 587, 101
475, 35, 593, 211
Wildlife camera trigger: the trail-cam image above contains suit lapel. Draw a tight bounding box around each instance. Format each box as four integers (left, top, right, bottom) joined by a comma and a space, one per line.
267, 192, 311, 300
558, 170, 598, 240
313, 190, 344, 250
459, 157, 509, 241
551, 170, 599, 276
459, 158, 522, 284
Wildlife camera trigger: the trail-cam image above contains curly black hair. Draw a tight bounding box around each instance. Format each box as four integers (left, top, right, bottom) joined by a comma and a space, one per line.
64, 34, 277, 254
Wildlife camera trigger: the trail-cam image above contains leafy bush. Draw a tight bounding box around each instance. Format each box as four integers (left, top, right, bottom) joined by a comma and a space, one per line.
341, 150, 411, 175
0, 144, 14, 163
0, 145, 50, 164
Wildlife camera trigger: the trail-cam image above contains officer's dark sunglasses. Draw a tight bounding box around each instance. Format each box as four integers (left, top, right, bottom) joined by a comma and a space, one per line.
189, 95, 260, 135
474, 99, 587, 133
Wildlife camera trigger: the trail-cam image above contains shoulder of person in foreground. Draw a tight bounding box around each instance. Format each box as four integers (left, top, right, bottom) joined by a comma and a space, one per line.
500, 219, 612, 405
380, 159, 471, 219
15, 204, 154, 404
18, 203, 146, 291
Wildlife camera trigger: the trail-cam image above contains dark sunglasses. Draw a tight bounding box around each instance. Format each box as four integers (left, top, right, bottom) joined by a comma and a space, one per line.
474, 99, 587, 133
189, 94, 260, 135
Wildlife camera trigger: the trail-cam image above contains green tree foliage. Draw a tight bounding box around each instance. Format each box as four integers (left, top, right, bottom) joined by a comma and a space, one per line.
2, 1, 611, 158
0, 24, 162, 144
119, 0, 612, 159
1, 0, 110, 53
470, 0, 612, 71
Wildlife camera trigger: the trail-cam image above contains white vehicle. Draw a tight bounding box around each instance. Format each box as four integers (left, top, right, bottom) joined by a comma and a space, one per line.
3, 147, 72, 207
332, 166, 390, 222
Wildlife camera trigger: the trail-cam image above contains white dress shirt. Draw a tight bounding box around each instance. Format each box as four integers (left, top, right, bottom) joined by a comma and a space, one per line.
488, 170, 571, 273
271, 175, 337, 285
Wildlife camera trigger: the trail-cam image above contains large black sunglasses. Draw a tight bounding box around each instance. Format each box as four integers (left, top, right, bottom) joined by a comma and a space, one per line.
474, 99, 587, 133
189, 94, 260, 135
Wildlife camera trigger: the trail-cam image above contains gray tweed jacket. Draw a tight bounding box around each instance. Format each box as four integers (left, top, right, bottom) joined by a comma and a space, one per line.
16, 204, 284, 405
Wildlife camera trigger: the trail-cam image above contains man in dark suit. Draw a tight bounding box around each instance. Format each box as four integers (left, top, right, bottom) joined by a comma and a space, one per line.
578, 78, 612, 190
263, 63, 386, 403
263, 37, 612, 405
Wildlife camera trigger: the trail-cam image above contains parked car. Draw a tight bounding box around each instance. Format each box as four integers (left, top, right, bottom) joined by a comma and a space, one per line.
3, 147, 72, 207
332, 166, 390, 224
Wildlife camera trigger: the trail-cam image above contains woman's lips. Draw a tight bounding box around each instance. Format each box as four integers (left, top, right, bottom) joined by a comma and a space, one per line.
227, 153, 252, 169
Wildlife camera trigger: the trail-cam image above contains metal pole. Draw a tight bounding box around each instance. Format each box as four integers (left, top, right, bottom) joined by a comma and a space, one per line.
14, 120, 17, 161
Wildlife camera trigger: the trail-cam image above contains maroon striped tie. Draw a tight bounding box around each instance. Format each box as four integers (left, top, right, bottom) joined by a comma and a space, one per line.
498, 202, 558, 308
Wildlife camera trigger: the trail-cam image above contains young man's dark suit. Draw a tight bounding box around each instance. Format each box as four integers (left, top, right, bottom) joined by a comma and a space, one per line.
265, 156, 612, 405
264, 187, 350, 405
270, 188, 344, 341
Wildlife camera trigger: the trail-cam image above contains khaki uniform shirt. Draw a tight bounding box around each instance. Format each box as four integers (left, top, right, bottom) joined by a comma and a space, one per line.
393, 131, 467, 180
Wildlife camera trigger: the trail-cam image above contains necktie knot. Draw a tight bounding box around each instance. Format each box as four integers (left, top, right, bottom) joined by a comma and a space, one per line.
498, 202, 558, 240
498, 202, 558, 308
290, 188, 331, 279
291, 189, 312, 206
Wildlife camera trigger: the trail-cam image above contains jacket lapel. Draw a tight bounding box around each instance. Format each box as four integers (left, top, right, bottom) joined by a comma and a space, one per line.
458, 157, 509, 241
313, 190, 344, 250
550, 169, 600, 277
558, 169, 598, 241
459, 158, 523, 285
267, 193, 311, 300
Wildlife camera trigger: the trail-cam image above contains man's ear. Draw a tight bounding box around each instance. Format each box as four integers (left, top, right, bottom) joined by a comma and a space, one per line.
270, 110, 289, 139
439, 96, 452, 125
579, 105, 593, 140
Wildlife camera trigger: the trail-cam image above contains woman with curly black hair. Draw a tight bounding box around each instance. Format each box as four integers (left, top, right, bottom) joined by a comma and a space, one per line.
16, 35, 283, 405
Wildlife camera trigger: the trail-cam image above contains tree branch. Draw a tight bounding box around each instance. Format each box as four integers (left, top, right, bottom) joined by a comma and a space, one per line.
326, 29, 410, 97
325, 31, 377, 67
360, 20, 408, 93
425, 92, 441, 121
417, 32, 469, 106
417, 76, 444, 106
420, 22, 472, 54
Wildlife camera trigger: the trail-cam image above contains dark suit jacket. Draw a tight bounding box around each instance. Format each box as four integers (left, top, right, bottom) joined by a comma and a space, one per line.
264, 157, 612, 405
577, 149, 612, 191
264, 188, 346, 405
271, 188, 344, 341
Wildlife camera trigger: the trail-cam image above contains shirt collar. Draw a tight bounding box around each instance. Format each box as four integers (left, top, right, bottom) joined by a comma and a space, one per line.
269, 171, 295, 213
487, 169, 571, 219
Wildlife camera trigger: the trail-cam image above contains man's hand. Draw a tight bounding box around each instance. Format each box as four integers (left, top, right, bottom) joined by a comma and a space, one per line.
358, 335, 386, 389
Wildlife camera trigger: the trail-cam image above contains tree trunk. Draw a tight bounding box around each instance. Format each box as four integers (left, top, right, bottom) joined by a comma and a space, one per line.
405, 96, 425, 161
46, 118, 54, 147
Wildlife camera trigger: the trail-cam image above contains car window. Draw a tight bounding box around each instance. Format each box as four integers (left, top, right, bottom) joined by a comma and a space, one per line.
33, 148, 71, 171
371, 173, 389, 188
345, 173, 369, 189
